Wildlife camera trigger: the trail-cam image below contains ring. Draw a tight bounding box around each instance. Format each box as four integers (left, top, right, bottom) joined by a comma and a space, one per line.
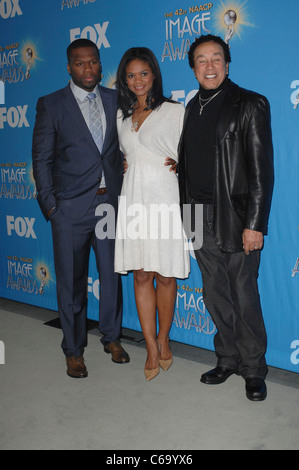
254, 246, 258, 250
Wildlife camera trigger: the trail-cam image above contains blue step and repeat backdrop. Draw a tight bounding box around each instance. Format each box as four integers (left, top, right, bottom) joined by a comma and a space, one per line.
0, 0, 298, 373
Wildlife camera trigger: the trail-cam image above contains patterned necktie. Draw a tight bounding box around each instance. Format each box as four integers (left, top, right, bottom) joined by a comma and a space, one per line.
87, 92, 103, 152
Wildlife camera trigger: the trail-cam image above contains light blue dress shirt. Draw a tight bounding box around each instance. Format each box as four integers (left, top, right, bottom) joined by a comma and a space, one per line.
70, 79, 106, 188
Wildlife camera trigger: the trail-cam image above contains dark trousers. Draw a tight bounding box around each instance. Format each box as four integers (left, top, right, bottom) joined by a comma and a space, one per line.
193, 204, 268, 379
50, 193, 123, 357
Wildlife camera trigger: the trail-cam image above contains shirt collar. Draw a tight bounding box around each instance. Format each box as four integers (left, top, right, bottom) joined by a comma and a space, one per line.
70, 79, 100, 103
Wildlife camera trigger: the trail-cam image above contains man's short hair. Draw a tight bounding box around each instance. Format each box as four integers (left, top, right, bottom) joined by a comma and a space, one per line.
188, 34, 231, 69
67, 39, 100, 63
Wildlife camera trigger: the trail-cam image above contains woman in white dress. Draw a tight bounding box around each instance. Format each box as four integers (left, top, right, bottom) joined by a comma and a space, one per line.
115, 48, 190, 381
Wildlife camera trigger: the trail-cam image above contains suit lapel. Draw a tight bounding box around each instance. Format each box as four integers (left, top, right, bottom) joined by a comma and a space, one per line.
216, 81, 240, 145
61, 84, 100, 154
98, 85, 113, 153
61, 84, 116, 155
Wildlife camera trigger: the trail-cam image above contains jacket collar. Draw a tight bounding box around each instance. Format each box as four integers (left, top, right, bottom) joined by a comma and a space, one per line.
61, 83, 112, 154
61, 83, 90, 134
216, 80, 240, 144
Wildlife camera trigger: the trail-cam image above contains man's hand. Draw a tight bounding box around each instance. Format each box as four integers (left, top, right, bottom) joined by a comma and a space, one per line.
123, 156, 128, 174
242, 229, 264, 255
164, 157, 177, 173
47, 207, 56, 217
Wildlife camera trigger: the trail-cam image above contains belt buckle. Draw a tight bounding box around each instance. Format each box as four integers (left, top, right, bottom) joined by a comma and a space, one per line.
97, 187, 107, 195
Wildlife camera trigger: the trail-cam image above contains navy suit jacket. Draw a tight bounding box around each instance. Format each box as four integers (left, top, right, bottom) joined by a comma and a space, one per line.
32, 84, 123, 220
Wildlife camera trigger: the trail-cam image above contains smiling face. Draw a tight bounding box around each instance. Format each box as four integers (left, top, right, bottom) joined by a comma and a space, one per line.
192, 41, 229, 90
67, 46, 102, 92
125, 59, 155, 100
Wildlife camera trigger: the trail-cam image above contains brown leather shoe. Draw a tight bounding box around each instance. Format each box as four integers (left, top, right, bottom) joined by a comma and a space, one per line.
66, 356, 88, 378
104, 341, 130, 364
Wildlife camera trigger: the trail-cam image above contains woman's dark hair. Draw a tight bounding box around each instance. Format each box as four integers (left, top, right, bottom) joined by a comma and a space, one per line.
188, 34, 231, 69
116, 47, 169, 119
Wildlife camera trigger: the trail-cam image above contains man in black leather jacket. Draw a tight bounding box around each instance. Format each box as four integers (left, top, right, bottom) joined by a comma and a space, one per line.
178, 35, 274, 401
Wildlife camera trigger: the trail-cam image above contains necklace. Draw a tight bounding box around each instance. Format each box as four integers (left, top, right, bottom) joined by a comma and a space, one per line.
198, 89, 222, 115
131, 107, 146, 132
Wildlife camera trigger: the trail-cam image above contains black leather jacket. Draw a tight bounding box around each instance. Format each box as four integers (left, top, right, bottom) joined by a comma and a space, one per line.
178, 81, 274, 253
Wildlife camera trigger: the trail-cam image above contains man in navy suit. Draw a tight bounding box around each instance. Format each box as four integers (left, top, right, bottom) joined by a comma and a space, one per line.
32, 39, 129, 378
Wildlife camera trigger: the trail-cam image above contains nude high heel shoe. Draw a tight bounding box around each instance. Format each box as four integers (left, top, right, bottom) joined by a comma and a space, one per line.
158, 342, 173, 371
159, 358, 173, 371
144, 347, 160, 381
144, 367, 160, 381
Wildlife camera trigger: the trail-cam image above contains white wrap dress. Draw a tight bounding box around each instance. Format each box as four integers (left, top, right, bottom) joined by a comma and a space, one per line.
115, 101, 190, 279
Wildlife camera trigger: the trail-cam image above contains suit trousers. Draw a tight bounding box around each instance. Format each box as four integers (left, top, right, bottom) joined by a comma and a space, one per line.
50, 192, 123, 357
193, 203, 268, 379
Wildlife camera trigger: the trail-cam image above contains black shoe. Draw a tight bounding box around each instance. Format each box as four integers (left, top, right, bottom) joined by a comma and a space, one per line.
200, 366, 238, 385
245, 378, 267, 401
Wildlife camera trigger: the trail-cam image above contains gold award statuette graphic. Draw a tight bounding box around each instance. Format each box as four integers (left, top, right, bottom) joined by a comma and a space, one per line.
39, 266, 47, 294
214, 1, 254, 44
25, 47, 33, 79
21, 41, 40, 81
36, 262, 54, 295
224, 9, 237, 44
0, 41, 40, 84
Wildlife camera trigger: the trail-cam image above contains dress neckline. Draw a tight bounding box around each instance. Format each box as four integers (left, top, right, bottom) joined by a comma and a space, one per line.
131, 109, 154, 133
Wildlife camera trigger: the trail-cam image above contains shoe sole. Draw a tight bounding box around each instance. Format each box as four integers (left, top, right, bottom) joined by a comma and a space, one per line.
67, 372, 88, 378
246, 391, 267, 401
200, 370, 237, 385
